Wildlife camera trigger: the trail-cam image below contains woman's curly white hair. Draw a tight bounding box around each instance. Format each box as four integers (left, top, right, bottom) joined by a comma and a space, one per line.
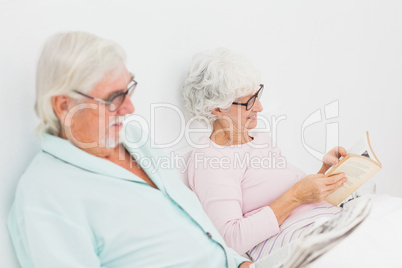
182, 47, 261, 123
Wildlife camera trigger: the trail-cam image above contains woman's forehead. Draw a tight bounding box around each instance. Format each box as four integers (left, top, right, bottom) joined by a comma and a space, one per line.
237, 88, 258, 100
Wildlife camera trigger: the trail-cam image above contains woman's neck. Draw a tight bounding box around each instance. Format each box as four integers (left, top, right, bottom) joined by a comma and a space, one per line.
210, 120, 252, 146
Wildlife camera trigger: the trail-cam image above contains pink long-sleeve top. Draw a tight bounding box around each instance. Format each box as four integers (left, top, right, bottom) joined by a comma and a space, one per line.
187, 131, 331, 255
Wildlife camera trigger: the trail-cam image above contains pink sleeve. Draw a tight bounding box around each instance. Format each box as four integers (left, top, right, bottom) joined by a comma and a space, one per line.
188, 153, 280, 255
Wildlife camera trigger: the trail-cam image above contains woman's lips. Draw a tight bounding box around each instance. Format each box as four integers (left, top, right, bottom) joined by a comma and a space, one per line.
248, 115, 257, 120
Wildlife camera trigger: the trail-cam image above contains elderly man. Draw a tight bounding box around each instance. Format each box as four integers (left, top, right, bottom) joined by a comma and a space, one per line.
8, 32, 252, 268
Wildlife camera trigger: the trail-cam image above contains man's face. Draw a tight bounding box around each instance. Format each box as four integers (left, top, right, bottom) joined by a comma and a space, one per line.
64, 68, 134, 151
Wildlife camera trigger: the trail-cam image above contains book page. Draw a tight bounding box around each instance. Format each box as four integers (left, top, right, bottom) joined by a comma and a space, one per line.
325, 155, 381, 205
347, 131, 380, 165
347, 134, 368, 156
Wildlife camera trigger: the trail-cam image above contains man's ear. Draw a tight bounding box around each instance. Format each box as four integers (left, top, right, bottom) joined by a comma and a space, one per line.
211, 108, 223, 117
51, 95, 70, 121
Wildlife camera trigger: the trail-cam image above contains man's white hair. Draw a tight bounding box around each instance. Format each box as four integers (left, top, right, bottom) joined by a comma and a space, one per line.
182, 47, 261, 123
35, 31, 127, 136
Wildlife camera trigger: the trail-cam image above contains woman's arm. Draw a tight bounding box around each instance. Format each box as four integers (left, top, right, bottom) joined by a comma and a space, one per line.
270, 146, 348, 225
189, 157, 280, 254
270, 146, 347, 225
188, 147, 347, 253
269, 173, 347, 225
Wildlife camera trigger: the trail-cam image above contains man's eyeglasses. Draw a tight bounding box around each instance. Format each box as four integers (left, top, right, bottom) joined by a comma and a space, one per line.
74, 75, 137, 112
232, 84, 264, 111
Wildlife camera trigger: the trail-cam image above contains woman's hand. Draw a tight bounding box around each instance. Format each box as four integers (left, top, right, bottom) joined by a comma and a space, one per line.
289, 173, 347, 205
318, 146, 347, 174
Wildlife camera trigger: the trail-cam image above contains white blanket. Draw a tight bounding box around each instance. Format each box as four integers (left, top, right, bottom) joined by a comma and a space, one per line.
253, 194, 402, 268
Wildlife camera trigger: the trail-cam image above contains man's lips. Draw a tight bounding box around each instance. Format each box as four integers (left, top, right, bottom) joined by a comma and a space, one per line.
109, 122, 123, 128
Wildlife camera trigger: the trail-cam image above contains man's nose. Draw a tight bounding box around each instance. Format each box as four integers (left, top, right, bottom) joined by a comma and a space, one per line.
116, 96, 135, 115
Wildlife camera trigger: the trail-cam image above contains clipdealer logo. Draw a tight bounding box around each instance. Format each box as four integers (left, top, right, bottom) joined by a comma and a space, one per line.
301, 100, 339, 161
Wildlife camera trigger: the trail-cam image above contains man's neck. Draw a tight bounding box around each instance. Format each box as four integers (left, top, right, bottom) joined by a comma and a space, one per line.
59, 128, 126, 161
58, 130, 158, 189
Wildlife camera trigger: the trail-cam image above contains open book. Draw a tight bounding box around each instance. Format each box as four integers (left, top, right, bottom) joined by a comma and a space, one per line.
325, 131, 382, 206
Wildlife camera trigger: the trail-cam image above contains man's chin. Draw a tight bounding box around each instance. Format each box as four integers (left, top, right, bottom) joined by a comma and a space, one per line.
105, 140, 121, 149
105, 130, 125, 149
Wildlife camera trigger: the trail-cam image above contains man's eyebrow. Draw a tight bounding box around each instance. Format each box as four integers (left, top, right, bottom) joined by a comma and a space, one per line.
104, 76, 134, 100
104, 90, 125, 101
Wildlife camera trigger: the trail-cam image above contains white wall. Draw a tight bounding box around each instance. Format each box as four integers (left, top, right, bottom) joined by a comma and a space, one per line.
1, 0, 401, 267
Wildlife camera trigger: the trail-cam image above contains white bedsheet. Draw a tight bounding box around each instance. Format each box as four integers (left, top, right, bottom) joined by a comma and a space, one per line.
253, 194, 402, 268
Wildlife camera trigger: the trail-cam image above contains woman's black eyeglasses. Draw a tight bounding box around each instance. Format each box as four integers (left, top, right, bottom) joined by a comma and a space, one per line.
232, 84, 264, 111
73, 74, 137, 112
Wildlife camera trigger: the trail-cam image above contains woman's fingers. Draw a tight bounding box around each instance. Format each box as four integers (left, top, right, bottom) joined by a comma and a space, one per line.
322, 146, 348, 166
332, 146, 347, 157
323, 152, 342, 165
328, 177, 347, 192
338, 146, 347, 157
323, 154, 339, 166
325, 173, 346, 185
322, 175, 347, 198
294, 173, 347, 204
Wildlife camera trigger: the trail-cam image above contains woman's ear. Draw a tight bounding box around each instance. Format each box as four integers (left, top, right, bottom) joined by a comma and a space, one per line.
211, 108, 223, 117
51, 95, 70, 121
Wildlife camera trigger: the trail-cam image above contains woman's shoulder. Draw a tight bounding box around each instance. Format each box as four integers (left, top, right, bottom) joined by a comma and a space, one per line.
186, 136, 245, 174
190, 136, 230, 155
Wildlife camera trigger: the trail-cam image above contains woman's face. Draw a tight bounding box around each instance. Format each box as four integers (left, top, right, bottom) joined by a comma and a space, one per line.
219, 87, 264, 132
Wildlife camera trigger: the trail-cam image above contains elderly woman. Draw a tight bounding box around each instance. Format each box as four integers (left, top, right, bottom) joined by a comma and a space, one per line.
183, 48, 348, 261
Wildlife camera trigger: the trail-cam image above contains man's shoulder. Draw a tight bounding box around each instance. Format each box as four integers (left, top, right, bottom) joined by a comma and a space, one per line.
20, 150, 58, 180
22, 149, 77, 178
15, 150, 90, 200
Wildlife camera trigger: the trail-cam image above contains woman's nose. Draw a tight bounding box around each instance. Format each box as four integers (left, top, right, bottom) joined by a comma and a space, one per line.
252, 98, 263, 112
